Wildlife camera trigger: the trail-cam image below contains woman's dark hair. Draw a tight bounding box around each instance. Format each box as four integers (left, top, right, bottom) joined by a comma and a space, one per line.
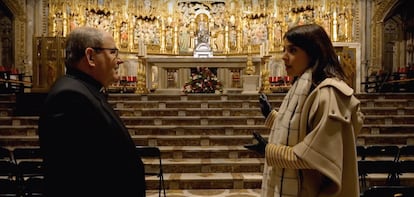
283, 24, 346, 85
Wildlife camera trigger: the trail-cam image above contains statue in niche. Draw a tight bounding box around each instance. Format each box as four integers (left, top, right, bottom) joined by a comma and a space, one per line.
274, 22, 282, 49
214, 31, 224, 51
286, 11, 300, 29
120, 22, 128, 47
194, 13, 213, 57
179, 25, 190, 52
229, 26, 237, 49
53, 11, 64, 36
195, 14, 210, 47
143, 0, 152, 15
337, 13, 347, 41
69, 12, 80, 32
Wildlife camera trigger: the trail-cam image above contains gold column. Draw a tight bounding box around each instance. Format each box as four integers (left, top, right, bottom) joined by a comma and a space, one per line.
268, 22, 274, 52
260, 55, 272, 94
135, 55, 149, 94
173, 25, 178, 54
245, 53, 254, 75
236, 23, 243, 53
224, 25, 229, 54
160, 18, 166, 53
189, 19, 195, 51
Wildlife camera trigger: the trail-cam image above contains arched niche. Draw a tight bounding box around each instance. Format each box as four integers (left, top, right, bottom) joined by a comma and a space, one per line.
371, 0, 413, 75
0, 1, 14, 69
0, 0, 26, 72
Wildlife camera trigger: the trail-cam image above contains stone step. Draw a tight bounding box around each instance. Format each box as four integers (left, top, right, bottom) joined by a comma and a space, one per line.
124, 115, 414, 125
156, 145, 261, 159
0, 125, 270, 136
108, 93, 414, 102
358, 98, 414, 107
143, 158, 263, 173
108, 93, 286, 102
0, 107, 13, 117
355, 93, 414, 100
132, 134, 258, 147
121, 116, 266, 126
3, 123, 411, 137
0, 116, 38, 125
2, 114, 414, 127
360, 124, 414, 134
363, 115, 414, 124
361, 107, 414, 115
109, 98, 414, 109
357, 133, 414, 145
115, 106, 414, 116
111, 100, 270, 109
145, 172, 414, 191
146, 172, 262, 190
115, 107, 264, 117
2, 131, 414, 149
146, 189, 261, 197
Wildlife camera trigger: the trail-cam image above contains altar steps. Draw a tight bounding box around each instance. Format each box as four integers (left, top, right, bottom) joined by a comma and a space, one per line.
0, 93, 414, 193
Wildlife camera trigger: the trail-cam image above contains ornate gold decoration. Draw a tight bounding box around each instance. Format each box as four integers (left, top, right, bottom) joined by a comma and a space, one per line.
260, 55, 272, 94
46, 0, 357, 55
43, 0, 359, 94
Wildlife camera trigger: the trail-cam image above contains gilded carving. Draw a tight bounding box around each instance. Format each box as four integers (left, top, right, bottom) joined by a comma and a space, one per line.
2, 0, 26, 72
44, 0, 358, 56
370, 0, 397, 73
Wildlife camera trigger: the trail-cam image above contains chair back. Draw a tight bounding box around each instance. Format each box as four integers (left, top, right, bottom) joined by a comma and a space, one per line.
136, 146, 166, 197
137, 146, 162, 158
399, 160, 414, 174
12, 147, 42, 162
0, 147, 12, 162
12, 147, 44, 196
364, 145, 399, 161
397, 145, 414, 162
358, 145, 401, 192
0, 161, 19, 197
363, 185, 414, 197
12, 147, 44, 178
356, 145, 366, 160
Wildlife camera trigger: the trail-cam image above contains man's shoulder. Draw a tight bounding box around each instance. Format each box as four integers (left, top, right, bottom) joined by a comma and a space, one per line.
51, 76, 88, 93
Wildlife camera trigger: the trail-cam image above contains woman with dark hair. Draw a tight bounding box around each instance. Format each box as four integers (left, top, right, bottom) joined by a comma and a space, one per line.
245, 24, 364, 197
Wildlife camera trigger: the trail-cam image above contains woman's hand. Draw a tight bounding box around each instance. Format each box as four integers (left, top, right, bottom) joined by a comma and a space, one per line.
259, 92, 272, 118
244, 131, 268, 155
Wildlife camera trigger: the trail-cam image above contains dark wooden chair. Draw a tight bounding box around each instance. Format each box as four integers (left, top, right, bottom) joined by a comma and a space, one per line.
358, 145, 400, 191
136, 146, 166, 197
362, 185, 414, 197
397, 145, 414, 162
364, 145, 400, 162
356, 145, 366, 160
12, 147, 44, 197
0, 160, 19, 197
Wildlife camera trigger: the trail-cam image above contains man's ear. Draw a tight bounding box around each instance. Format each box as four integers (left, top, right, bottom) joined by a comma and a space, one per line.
85, 48, 95, 65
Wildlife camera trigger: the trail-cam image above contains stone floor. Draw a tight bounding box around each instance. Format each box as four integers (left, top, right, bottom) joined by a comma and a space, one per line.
147, 189, 261, 197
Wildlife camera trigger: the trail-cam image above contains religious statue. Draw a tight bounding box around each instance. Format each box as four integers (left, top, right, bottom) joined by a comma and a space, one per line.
196, 18, 209, 47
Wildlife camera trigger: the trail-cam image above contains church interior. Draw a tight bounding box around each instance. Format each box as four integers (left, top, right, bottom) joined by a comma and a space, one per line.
0, 0, 414, 196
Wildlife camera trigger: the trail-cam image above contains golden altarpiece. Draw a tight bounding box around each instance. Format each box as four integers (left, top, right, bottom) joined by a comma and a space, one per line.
36, 0, 361, 93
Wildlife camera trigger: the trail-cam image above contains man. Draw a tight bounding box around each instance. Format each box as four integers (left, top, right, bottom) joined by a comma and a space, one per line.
38, 26, 146, 196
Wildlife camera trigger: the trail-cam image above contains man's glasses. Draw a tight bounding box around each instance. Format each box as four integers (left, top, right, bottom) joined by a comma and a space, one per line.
92, 47, 119, 58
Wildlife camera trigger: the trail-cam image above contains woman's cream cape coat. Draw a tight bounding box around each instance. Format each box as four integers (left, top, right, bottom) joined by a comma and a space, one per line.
265, 78, 364, 197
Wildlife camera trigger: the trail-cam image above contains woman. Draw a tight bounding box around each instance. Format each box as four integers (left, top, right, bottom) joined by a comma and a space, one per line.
245, 24, 364, 197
